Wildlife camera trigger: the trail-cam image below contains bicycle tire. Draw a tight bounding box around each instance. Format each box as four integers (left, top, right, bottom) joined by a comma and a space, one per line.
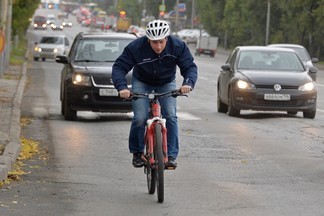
154, 123, 164, 203
146, 154, 156, 194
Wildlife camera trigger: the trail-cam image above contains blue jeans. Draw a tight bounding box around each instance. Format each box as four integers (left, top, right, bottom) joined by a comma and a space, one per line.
129, 77, 179, 158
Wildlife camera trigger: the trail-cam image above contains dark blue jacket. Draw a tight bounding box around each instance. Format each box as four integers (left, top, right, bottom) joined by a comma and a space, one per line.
112, 35, 198, 92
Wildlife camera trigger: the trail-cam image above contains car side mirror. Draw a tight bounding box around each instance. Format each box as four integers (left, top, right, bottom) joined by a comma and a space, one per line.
55, 55, 68, 64
308, 66, 318, 73
308, 66, 318, 81
221, 63, 231, 71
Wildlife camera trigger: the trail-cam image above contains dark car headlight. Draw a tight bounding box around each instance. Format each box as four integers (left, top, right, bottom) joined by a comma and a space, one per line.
236, 80, 255, 90
72, 74, 91, 86
298, 81, 315, 91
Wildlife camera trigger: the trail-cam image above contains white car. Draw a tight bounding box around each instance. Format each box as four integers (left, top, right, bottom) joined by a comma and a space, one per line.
62, 19, 73, 27
175, 29, 210, 44
46, 14, 56, 25
33, 35, 70, 61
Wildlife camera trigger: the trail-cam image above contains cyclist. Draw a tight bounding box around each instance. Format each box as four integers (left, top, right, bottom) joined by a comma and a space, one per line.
112, 20, 198, 168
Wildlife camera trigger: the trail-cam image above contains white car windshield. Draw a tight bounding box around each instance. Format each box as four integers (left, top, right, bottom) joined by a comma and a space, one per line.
40, 37, 63, 44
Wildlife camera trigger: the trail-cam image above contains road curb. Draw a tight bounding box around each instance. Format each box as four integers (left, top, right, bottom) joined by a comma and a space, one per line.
0, 62, 26, 181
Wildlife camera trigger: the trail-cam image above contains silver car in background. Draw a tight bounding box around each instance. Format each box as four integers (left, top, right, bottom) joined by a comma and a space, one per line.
268, 44, 318, 68
33, 35, 70, 61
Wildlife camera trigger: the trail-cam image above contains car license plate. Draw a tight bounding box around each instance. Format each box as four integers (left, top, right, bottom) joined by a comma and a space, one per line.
99, 88, 118, 96
264, 94, 290, 101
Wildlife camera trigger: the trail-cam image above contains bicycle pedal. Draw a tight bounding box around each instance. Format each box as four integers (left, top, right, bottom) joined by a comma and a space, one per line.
165, 166, 176, 170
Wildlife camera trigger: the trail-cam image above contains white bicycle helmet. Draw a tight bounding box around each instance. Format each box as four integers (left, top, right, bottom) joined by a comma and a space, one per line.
146, 20, 170, 40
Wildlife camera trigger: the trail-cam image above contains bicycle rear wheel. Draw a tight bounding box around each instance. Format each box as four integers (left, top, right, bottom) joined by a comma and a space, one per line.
154, 123, 164, 203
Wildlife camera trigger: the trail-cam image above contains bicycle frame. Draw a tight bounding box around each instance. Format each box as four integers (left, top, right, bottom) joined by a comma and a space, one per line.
145, 101, 168, 166
129, 89, 184, 166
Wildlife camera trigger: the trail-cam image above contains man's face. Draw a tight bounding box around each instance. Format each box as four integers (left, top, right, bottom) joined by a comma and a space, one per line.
149, 38, 167, 54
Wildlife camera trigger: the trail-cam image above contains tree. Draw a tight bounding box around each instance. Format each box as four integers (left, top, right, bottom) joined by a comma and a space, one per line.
195, 0, 323, 60
12, 0, 39, 38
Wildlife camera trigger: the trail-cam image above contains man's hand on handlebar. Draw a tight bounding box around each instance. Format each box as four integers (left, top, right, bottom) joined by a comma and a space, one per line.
119, 89, 131, 99
119, 86, 192, 99
180, 85, 192, 94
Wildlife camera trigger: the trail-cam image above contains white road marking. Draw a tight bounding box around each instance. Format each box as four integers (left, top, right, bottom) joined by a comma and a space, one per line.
198, 76, 208, 80
198, 75, 217, 83
177, 112, 201, 120
316, 83, 324, 87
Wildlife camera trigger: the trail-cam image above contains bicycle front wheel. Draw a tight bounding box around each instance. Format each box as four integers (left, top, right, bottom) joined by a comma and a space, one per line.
146, 155, 156, 194
154, 123, 164, 203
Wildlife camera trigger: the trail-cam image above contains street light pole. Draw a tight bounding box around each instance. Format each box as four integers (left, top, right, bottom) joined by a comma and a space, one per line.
191, 0, 195, 29
265, 0, 270, 45
175, 0, 179, 31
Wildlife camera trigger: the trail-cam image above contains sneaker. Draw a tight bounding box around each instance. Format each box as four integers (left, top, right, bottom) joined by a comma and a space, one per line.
166, 156, 177, 169
132, 153, 144, 168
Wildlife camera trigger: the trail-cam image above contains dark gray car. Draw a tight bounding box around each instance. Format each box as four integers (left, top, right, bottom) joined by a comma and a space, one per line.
217, 46, 317, 118
55, 32, 137, 120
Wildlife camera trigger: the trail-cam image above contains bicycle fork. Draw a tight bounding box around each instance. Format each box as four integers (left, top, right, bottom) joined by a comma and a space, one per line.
145, 118, 168, 167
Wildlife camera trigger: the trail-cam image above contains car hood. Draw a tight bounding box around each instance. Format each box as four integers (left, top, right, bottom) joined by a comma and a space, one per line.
238, 70, 312, 85
72, 62, 115, 73
71, 61, 132, 83
39, 43, 64, 48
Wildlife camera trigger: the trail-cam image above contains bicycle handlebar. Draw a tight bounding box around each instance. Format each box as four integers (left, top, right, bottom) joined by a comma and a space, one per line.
127, 89, 188, 101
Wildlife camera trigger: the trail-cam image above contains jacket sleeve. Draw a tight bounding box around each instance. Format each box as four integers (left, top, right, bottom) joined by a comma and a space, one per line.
176, 42, 198, 89
112, 46, 135, 92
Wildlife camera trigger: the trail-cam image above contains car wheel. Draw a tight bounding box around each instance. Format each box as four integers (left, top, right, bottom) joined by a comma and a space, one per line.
217, 89, 228, 113
228, 89, 240, 117
60, 83, 64, 115
303, 110, 316, 119
63, 90, 77, 121
287, 111, 297, 115
61, 95, 65, 115
33, 57, 39, 61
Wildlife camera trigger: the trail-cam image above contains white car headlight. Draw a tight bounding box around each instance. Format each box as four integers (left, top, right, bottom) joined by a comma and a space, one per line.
298, 81, 315, 91
236, 80, 255, 90
72, 74, 91, 86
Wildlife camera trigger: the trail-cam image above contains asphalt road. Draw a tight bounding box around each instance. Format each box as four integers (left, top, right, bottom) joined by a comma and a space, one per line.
1, 7, 324, 216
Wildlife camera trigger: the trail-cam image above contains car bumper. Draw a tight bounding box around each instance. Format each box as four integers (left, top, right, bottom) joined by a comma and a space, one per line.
34, 27, 47, 30
34, 52, 61, 59
232, 89, 317, 112
66, 85, 132, 113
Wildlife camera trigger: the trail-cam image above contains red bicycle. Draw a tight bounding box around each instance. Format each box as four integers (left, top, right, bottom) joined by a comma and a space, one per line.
129, 89, 186, 203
